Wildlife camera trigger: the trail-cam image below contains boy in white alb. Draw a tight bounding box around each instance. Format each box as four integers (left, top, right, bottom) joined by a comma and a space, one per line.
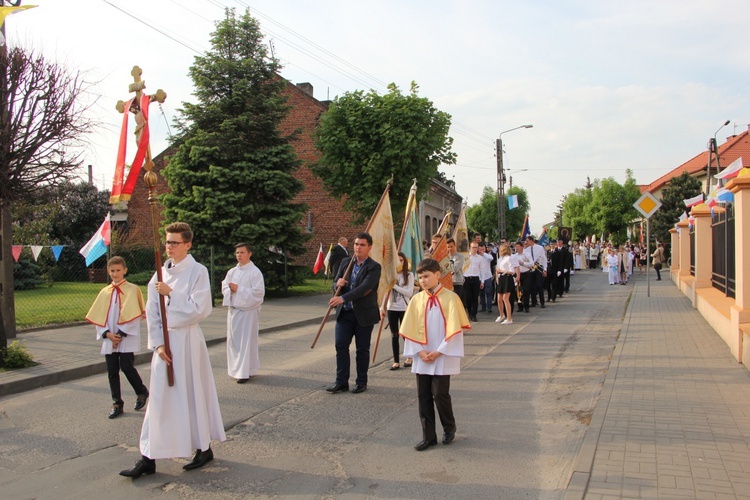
86, 256, 148, 419
222, 242, 265, 383
120, 222, 226, 480
400, 258, 470, 451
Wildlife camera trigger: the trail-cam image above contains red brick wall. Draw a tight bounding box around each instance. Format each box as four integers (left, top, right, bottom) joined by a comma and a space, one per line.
125, 80, 363, 268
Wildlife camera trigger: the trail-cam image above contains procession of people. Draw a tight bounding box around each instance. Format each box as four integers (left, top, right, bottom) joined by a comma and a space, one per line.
106, 220, 661, 479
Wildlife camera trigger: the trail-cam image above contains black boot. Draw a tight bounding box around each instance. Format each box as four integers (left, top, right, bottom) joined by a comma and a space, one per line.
119, 456, 155, 479
183, 447, 214, 470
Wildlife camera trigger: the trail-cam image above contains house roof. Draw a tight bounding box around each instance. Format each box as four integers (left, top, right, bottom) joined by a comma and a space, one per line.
645, 125, 750, 193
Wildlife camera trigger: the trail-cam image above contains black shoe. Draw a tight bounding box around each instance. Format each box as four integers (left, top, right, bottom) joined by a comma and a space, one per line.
442, 432, 455, 445
326, 383, 349, 393
119, 457, 155, 478
183, 447, 214, 471
109, 404, 123, 419
236, 378, 249, 384
540, 304, 546, 308
524, 307, 529, 313
551, 298, 556, 302
487, 310, 493, 314
351, 384, 367, 394
530, 303, 537, 307
414, 439, 438, 451
134, 391, 149, 411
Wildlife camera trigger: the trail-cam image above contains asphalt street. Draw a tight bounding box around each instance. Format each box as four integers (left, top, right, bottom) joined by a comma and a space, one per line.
0, 270, 641, 498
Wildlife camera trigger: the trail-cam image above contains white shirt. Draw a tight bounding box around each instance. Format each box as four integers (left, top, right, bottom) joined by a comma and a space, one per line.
523, 244, 547, 271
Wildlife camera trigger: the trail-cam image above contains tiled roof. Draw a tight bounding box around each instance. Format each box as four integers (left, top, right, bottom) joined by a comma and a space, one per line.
645, 126, 750, 193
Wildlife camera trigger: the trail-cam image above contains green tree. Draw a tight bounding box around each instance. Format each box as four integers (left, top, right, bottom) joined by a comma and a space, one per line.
589, 170, 641, 243
650, 171, 702, 245
466, 185, 530, 241
162, 8, 307, 285
563, 187, 595, 241
313, 82, 457, 222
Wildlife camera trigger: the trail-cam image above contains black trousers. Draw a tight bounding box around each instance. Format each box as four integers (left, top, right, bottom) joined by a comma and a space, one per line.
334, 309, 374, 386
105, 352, 147, 406
523, 271, 544, 308
453, 283, 464, 304
416, 374, 455, 442
463, 276, 480, 317
387, 310, 405, 364
564, 270, 571, 292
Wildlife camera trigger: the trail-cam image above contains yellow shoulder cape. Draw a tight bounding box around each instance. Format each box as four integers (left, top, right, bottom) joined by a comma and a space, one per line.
85, 281, 145, 327
399, 286, 470, 345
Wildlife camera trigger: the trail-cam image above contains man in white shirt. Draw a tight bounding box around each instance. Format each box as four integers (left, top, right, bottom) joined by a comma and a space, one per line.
522, 235, 547, 311
462, 241, 491, 322
478, 243, 494, 315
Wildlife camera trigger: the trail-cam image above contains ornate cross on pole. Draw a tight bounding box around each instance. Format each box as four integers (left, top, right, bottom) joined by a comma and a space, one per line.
116, 66, 174, 386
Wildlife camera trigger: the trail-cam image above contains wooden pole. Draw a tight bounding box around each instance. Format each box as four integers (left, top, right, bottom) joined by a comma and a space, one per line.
311, 176, 395, 349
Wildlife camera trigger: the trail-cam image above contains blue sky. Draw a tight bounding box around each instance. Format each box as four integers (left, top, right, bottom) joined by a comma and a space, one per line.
9, 0, 750, 234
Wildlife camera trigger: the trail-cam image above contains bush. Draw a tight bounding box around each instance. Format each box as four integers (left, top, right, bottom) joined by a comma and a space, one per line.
126, 271, 154, 286
2, 340, 36, 369
13, 259, 45, 290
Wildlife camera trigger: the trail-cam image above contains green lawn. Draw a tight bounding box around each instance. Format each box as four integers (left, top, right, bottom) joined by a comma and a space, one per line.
14, 279, 332, 330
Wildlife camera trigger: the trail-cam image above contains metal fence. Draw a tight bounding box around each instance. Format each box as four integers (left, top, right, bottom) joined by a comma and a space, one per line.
711, 204, 736, 298
12, 245, 226, 330
689, 226, 695, 277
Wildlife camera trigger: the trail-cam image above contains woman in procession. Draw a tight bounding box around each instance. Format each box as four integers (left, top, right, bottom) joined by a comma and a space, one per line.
381, 251, 415, 370
494, 243, 518, 325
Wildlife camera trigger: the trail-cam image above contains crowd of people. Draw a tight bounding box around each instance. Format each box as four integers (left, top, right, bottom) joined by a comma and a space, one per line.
104, 224, 665, 479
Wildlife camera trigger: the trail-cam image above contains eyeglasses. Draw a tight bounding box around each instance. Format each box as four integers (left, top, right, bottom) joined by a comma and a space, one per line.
165, 241, 185, 247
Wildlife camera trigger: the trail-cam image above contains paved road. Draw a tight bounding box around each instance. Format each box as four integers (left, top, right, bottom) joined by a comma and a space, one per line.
2, 269, 749, 499
0, 270, 621, 499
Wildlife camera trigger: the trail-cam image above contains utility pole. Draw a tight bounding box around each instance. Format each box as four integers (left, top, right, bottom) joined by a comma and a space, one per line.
496, 138, 506, 240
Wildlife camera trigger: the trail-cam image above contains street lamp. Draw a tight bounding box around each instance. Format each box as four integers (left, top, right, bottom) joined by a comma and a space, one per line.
706, 119, 730, 195
507, 168, 528, 189
497, 125, 532, 241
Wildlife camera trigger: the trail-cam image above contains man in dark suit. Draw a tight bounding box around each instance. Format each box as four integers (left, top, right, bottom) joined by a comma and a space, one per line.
551, 239, 569, 299
326, 232, 381, 394
329, 237, 348, 277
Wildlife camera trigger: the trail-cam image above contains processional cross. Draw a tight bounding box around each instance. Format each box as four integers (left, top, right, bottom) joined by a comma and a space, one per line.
116, 66, 174, 386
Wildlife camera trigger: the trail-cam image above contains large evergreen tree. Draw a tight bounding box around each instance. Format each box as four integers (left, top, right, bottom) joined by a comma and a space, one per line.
650, 171, 702, 245
162, 8, 306, 279
313, 82, 456, 222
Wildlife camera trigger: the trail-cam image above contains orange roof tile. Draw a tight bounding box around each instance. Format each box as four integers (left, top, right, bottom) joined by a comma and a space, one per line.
646, 126, 750, 193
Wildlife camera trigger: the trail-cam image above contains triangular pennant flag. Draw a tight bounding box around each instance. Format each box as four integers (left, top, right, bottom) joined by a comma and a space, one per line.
12, 245, 23, 262
51, 245, 64, 262
30, 245, 43, 261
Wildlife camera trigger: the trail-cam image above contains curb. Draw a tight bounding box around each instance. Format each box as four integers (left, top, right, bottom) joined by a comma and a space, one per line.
563, 288, 633, 499
0, 316, 324, 400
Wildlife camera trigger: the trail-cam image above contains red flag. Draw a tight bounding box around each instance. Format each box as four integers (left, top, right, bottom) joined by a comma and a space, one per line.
312, 243, 325, 274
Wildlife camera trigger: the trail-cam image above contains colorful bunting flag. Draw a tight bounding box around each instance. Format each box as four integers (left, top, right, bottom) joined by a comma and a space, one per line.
79, 214, 111, 267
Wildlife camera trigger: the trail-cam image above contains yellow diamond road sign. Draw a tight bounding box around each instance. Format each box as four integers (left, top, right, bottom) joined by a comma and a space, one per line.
634, 192, 662, 219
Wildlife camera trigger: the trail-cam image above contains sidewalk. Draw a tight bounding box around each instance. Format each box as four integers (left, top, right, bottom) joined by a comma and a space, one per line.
0, 294, 330, 399
566, 277, 750, 499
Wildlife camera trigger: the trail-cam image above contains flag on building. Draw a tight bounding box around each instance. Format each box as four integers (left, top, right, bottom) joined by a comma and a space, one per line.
312, 243, 325, 274
400, 181, 424, 274
714, 157, 743, 181
368, 190, 400, 307
683, 193, 704, 208
508, 194, 519, 210
79, 214, 111, 267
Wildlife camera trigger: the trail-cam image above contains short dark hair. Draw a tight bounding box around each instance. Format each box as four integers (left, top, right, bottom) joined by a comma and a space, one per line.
526, 235, 535, 243
165, 222, 193, 242
416, 258, 442, 274
355, 232, 373, 246
234, 242, 252, 252
446, 237, 456, 245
